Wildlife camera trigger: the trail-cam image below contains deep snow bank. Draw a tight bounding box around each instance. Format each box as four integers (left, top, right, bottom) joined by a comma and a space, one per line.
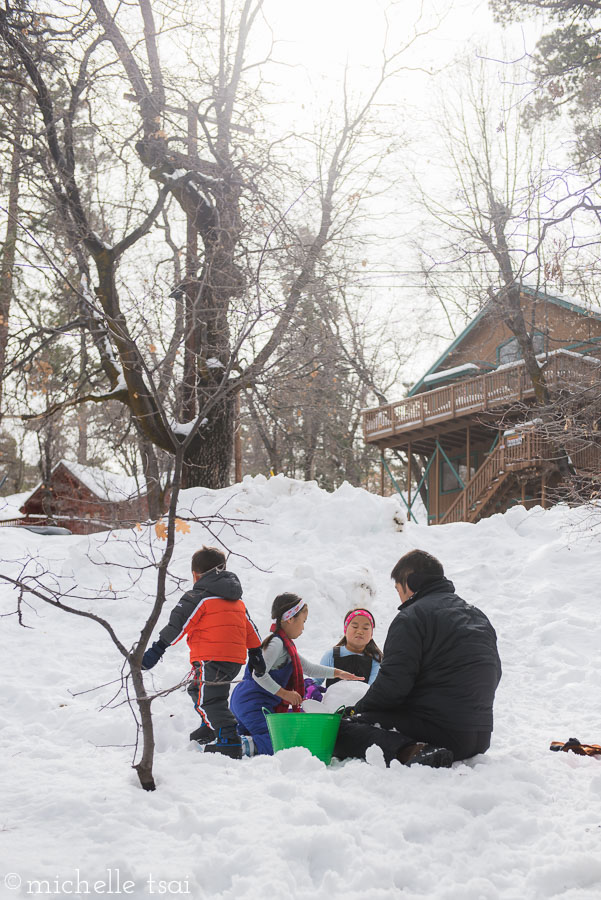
1, 476, 601, 900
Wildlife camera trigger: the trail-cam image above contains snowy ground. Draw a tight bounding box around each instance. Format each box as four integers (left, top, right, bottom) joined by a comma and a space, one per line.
1, 475, 601, 900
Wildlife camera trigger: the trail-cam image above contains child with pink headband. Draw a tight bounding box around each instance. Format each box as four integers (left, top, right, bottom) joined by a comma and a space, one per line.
230, 593, 364, 756
316, 607, 382, 690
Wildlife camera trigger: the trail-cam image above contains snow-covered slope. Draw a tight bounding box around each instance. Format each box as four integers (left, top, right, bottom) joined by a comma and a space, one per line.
1, 475, 600, 899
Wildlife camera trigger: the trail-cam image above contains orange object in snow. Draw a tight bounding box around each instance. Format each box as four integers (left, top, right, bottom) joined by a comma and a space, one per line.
550, 737, 601, 757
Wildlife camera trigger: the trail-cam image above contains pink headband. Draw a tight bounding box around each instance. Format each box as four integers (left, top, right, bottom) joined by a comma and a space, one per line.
280, 599, 306, 622
344, 609, 375, 632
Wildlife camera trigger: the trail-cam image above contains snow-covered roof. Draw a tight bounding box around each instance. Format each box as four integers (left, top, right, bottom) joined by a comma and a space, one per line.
57, 460, 146, 502
10, 462, 146, 509
494, 346, 601, 375
423, 363, 481, 384
0, 490, 31, 520
521, 282, 601, 318
23, 460, 145, 503
409, 285, 601, 397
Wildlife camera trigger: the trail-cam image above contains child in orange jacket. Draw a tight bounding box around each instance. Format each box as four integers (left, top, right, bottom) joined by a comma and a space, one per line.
142, 545, 265, 758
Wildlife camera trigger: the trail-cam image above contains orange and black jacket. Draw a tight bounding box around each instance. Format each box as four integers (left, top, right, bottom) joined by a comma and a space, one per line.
158, 568, 261, 664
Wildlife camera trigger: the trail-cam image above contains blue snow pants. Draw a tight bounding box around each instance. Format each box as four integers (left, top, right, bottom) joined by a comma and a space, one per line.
230, 661, 293, 755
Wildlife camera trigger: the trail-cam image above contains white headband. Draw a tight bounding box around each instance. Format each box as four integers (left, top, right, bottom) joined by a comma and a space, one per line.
279, 599, 306, 622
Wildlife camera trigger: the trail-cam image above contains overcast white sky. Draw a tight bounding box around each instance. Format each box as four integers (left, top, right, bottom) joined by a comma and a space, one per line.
260, 0, 540, 118
249, 1, 543, 382
264, 0, 499, 81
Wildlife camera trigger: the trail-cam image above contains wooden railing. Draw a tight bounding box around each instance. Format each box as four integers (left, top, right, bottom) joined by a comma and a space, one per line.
440, 440, 506, 524
571, 443, 601, 473
363, 351, 601, 441
503, 427, 549, 468
438, 423, 601, 525
439, 427, 551, 525
505, 429, 601, 474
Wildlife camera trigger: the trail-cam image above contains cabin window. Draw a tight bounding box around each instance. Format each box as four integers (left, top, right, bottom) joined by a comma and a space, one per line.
440, 455, 477, 493
497, 332, 544, 365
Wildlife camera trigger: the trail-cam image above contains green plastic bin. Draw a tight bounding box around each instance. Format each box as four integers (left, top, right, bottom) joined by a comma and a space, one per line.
263, 707, 343, 765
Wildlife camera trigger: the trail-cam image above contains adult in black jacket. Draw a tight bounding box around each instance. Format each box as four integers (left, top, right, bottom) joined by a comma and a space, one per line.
334, 549, 502, 768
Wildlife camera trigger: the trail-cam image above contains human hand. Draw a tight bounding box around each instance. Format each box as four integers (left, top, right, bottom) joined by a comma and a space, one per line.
277, 688, 302, 707
248, 647, 266, 677
142, 640, 167, 670
333, 669, 365, 681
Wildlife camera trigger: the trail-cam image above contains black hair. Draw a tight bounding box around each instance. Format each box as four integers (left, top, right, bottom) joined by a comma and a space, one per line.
334, 607, 382, 662
191, 545, 226, 575
390, 549, 444, 590
261, 592, 307, 650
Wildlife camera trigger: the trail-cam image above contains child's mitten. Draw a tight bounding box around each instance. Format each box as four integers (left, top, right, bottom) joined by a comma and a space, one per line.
142, 639, 167, 670
248, 647, 266, 677
304, 679, 326, 702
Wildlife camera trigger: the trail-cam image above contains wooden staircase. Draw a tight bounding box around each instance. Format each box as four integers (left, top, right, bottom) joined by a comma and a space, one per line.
439, 427, 550, 525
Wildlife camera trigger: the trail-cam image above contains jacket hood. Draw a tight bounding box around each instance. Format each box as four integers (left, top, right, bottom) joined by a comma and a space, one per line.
193, 568, 243, 601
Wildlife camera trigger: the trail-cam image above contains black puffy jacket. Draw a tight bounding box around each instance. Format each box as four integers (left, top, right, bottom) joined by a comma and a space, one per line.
355, 577, 502, 731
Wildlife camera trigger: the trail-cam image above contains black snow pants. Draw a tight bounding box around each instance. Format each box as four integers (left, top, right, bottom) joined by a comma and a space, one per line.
187, 660, 241, 738
334, 709, 492, 766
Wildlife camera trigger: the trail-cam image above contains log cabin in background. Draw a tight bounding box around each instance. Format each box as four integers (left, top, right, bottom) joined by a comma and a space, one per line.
363, 286, 601, 524
15, 460, 148, 534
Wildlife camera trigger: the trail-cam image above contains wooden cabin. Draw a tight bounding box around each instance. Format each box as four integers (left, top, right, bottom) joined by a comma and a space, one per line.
363, 286, 601, 524
19, 459, 148, 534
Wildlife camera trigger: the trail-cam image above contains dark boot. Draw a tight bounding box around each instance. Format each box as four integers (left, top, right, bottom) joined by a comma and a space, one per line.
399, 742, 453, 768
189, 723, 215, 744
203, 729, 242, 760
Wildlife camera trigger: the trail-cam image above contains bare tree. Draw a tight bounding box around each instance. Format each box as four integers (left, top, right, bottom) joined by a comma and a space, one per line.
0, 0, 434, 496
414, 54, 556, 391
0, 436, 264, 790
0, 83, 24, 420
415, 51, 601, 485
243, 263, 407, 487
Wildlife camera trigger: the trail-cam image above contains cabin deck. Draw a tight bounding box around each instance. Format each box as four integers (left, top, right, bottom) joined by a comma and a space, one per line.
363, 350, 601, 450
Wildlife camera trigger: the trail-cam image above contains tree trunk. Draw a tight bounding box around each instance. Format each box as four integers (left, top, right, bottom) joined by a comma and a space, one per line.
38, 431, 56, 523
138, 434, 163, 520
245, 391, 281, 475
0, 92, 22, 420
234, 389, 242, 482
131, 664, 156, 791
496, 283, 573, 479
179, 280, 237, 487
181, 104, 200, 423
497, 283, 550, 405
77, 405, 88, 465
488, 205, 575, 482
303, 414, 319, 482
77, 329, 88, 464
131, 448, 185, 790
182, 392, 235, 488
304, 450, 317, 482
415, 454, 429, 507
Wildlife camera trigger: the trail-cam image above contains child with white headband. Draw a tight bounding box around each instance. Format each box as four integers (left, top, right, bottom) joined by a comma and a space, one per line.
230, 592, 364, 756
316, 608, 382, 691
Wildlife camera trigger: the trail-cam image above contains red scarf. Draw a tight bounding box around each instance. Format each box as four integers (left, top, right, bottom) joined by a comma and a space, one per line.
271, 625, 305, 712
